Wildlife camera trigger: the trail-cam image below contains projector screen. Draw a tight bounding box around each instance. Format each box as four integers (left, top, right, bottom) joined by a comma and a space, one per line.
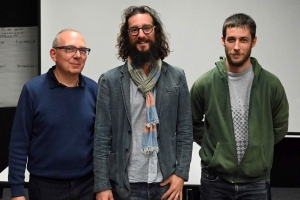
40, 0, 300, 184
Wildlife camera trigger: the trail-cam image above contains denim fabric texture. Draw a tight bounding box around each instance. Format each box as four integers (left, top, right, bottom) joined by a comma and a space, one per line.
113, 183, 169, 200
200, 168, 270, 200
93, 61, 193, 198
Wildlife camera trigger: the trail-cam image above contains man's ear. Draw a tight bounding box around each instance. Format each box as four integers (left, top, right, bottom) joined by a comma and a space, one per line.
221, 37, 225, 46
50, 48, 57, 62
251, 36, 257, 48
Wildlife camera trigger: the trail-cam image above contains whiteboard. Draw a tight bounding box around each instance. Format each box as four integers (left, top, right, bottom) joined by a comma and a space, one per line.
39, 0, 300, 184
0, 27, 39, 107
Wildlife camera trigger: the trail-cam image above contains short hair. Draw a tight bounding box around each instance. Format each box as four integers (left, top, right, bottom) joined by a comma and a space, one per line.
52, 29, 81, 47
222, 13, 256, 40
116, 5, 170, 61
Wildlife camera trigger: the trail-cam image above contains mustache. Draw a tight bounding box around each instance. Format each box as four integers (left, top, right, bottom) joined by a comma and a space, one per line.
229, 51, 243, 55
134, 38, 149, 44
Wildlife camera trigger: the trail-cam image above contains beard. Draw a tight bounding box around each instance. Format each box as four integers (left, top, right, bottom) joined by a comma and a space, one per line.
128, 39, 159, 68
225, 47, 251, 67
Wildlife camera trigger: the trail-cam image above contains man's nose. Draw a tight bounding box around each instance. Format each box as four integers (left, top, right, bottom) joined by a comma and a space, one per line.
137, 29, 146, 37
73, 50, 81, 57
234, 41, 240, 50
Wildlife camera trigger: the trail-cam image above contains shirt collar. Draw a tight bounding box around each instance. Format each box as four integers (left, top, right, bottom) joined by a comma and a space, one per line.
47, 65, 86, 88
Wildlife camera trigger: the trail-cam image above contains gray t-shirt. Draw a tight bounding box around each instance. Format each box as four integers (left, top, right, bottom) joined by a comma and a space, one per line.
127, 79, 163, 183
228, 66, 254, 164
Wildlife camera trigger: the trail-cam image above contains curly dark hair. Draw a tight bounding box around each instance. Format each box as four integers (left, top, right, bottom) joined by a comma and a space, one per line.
116, 5, 170, 61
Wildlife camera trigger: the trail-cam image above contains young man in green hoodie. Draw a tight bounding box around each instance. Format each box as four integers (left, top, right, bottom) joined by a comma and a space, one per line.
190, 13, 289, 200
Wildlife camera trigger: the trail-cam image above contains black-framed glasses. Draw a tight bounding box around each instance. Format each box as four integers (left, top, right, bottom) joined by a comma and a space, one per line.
54, 46, 91, 56
128, 25, 156, 36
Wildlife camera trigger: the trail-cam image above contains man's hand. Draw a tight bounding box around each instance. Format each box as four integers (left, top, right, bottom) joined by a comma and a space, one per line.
11, 196, 26, 200
160, 174, 184, 200
96, 190, 114, 200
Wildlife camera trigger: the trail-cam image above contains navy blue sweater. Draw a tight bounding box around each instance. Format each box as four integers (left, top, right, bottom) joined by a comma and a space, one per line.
8, 67, 98, 197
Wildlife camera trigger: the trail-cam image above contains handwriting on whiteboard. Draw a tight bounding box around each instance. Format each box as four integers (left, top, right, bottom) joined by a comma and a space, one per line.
0, 26, 39, 107
0, 27, 24, 38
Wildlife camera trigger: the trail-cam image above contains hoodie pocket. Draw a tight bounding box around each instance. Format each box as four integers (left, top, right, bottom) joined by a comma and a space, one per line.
203, 142, 237, 175
238, 144, 269, 178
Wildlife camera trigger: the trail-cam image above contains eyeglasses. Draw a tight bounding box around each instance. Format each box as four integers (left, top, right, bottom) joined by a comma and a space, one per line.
54, 46, 91, 56
128, 25, 156, 36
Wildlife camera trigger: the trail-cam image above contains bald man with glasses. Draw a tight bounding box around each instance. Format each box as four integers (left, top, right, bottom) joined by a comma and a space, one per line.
8, 29, 97, 200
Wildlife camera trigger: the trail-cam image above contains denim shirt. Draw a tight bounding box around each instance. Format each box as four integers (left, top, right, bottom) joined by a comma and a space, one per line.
93, 61, 193, 198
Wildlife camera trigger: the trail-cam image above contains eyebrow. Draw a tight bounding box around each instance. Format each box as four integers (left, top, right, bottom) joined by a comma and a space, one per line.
227, 36, 249, 39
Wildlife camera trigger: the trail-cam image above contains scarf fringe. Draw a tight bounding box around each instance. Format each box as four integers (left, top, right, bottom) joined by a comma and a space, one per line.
142, 147, 159, 154
145, 120, 159, 128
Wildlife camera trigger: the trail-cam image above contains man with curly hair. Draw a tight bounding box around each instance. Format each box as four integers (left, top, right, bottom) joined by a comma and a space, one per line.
94, 5, 193, 200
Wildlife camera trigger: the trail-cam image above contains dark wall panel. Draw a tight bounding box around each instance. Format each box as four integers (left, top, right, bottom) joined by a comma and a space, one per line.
271, 137, 300, 188
0, 0, 39, 173
0, 0, 39, 27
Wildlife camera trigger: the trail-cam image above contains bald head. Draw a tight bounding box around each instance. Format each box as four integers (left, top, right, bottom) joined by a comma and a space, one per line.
52, 29, 83, 47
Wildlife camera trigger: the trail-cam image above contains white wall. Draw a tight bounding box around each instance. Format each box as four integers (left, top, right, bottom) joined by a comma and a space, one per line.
40, 0, 300, 133
2, 0, 296, 184
39, 0, 300, 185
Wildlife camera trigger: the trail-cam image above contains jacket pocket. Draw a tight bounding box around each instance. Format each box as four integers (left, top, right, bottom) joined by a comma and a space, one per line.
238, 144, 269, 178
203, 142, 237, 175
166, 85, 180, 93
108, 153, 118, 182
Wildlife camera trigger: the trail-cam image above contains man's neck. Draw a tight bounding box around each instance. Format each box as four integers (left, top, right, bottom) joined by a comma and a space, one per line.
226, 59, 252, 73
53, 68, 79, 87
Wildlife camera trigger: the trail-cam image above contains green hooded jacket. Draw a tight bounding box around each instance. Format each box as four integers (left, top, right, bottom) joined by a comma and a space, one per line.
190, 57, 289, 183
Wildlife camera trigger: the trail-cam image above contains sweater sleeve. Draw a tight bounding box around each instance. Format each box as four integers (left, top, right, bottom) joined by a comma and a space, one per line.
272, 79, 289, 144
8, 85, 33, 197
